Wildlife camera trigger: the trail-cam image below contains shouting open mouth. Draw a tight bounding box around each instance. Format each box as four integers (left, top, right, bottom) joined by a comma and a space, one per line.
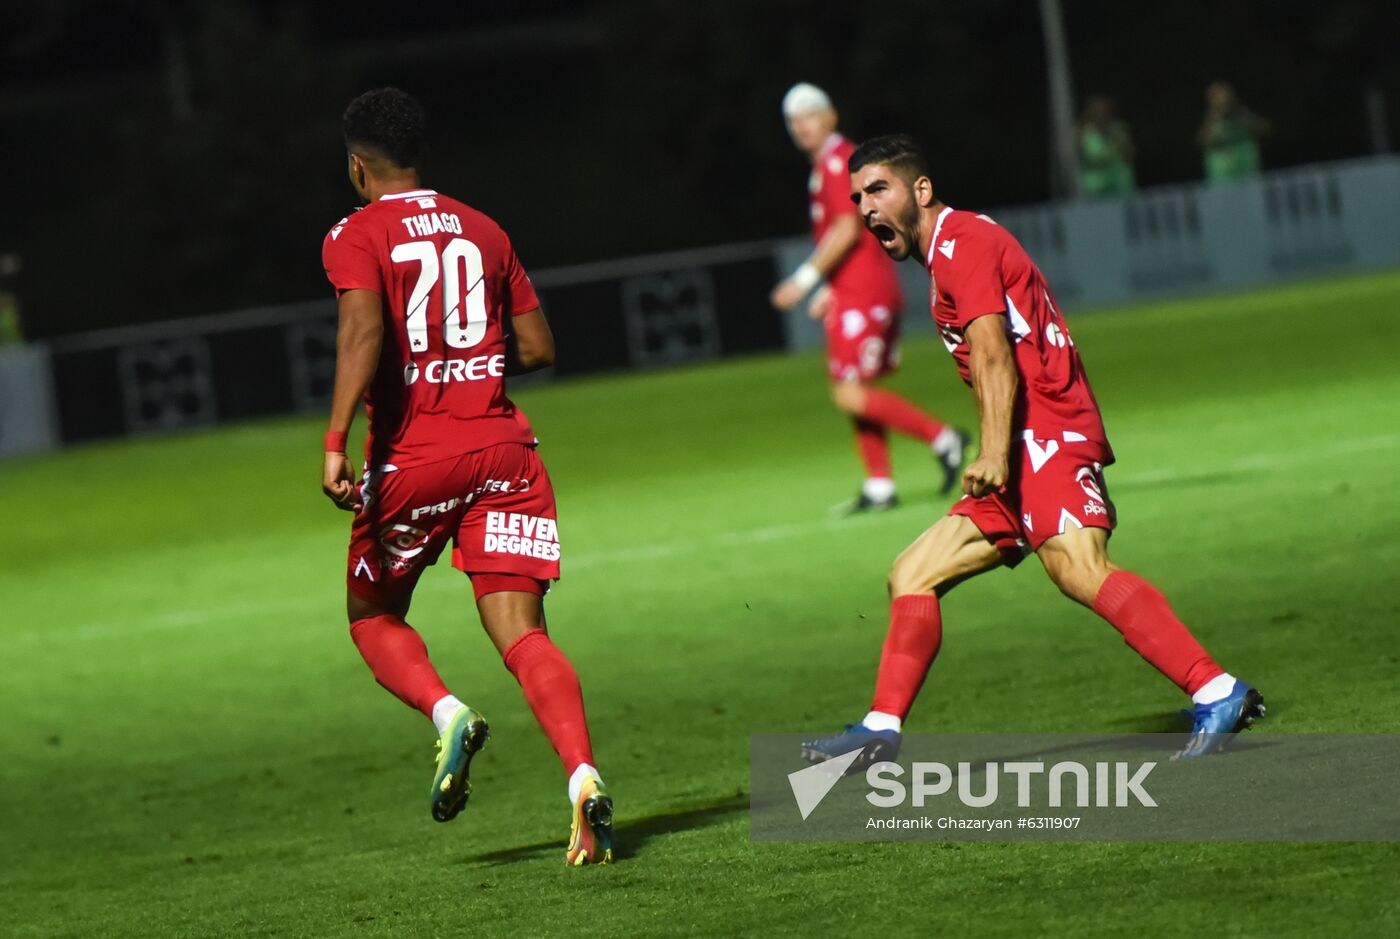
868, 220, 900, 252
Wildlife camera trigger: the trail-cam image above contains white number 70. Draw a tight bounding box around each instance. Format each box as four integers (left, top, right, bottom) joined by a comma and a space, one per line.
390, 237, 488, 352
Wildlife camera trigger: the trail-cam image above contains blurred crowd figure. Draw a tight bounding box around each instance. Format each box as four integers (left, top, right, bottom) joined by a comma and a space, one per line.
1198, 81, 1269, 184
1076, 95, 1136, 197
0, 253, 23, 345
1075, 82, 1270, 198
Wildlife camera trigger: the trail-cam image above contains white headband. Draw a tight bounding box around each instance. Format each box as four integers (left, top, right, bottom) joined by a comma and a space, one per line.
782, 82, 833, 119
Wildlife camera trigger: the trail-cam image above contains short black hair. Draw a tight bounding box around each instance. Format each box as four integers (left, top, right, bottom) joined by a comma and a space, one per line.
848, 133, 932, 182
343, 88, 427, 171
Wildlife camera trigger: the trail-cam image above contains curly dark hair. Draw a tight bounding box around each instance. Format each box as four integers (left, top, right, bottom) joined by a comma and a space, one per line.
848, 133, 932, 183
342, 87, 428, 171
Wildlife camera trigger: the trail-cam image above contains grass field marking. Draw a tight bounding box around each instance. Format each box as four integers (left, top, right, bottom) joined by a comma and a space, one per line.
568, 430, 1400, 570
8, 593, 330, 650
1113, 431, 1400, 486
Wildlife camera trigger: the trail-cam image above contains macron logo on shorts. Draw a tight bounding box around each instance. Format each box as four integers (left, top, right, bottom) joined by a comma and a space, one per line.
483, 511, 560, 562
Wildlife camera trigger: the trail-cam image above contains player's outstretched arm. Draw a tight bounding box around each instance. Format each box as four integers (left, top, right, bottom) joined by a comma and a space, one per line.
770, 213, 862, 312
504, 307, 555, 375
963, 313, 1019, 498
806, 212, 862, 280
322, 288, 383, 511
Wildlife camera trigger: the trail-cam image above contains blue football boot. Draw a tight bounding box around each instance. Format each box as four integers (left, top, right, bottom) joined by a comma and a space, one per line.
1173, 680, 1265, 759
801, 724, 902, 773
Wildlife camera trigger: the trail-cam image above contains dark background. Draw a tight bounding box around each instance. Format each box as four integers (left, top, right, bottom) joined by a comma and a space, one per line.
3, 0, 1396, 339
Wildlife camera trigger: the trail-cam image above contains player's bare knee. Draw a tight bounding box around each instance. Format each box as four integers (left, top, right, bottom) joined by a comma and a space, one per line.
1049, 569, 1092, 605
831, 381, 867, 415
888, 568, 932, 599
890, 517, 989, 597
888, 551, 951, 598
1046, 527, 1116, 604
1042, 553, 1111, 606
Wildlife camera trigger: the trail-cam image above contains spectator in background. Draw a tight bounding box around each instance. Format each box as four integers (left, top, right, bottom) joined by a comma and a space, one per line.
0, 254, 23, 345
1076, 95, 1136, 197
1198, 82, 1268, 183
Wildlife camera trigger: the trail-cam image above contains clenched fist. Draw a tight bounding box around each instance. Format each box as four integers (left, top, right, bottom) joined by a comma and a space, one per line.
962, 453, 1009, 498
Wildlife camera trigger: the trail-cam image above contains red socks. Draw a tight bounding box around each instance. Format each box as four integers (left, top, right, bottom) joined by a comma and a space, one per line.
870, 594, 943, 718
350, 617, 596, 776
349, 614, 451, 716
1093, 571, 1223, 695
861, 388, 945, 444
854, 418, 892, 479
866, 574, 1220, 724
503, 630, 595, 774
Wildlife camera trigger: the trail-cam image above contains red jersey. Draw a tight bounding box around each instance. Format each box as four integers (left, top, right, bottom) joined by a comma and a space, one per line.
809, 134, 904, 310
322, 188, 540, 469
926, 208, 1113, 463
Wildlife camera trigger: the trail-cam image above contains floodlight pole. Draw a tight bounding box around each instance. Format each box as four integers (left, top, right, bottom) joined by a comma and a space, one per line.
1039, 0, 1078, 198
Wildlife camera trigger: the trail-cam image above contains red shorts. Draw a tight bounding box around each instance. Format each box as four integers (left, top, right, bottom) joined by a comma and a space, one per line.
949, 435, 1116, 567
346, 443, 560, 606
826, 302, 901, 382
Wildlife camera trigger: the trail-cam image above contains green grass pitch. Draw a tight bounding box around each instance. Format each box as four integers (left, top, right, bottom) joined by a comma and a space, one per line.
4, 271, 1400, 937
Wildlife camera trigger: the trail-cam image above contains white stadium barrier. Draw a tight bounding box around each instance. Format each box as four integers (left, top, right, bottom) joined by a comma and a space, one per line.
779, 154, 1400, 352
3, 156, 1398, 456
0, 345, 60, 459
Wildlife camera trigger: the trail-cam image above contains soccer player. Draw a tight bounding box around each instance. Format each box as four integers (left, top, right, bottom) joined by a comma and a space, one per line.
770, 84, 967, 511
803, 135, 1263, 763
320, 88, 611, 865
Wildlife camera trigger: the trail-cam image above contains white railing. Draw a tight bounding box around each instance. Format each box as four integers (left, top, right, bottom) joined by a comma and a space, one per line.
5, 155, 1399, 457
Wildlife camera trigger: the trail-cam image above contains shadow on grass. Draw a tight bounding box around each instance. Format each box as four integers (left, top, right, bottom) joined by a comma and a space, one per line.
465, 792, 750, 866
966, 704, 1283, 765
945, 703, 1282, 770
1109, 710, 1197, 734
963, 726, 1283, 773
1109, 698, 1281, 735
